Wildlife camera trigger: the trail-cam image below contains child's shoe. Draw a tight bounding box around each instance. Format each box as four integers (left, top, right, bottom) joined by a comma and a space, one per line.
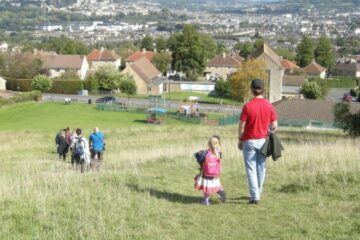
202, 199, 210, 206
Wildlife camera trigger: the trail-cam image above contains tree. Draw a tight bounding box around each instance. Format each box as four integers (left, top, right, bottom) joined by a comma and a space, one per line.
155, 36, 167, 52
152, 52, 172, 75
214, 78, 230, 104
296, 36, 314, 67
32, 74, 53, 92
168, 24, 212, 80
301, 81, 321, 99
275, 48, 296, 61
95, 64, 124, 91
85, 75, 99, 93
0, 53, 42, 79
234, 41, 254, 59
333, 102, 360, 138
229, 59, 266, 102
141, 35, 154, 51
119, 78, 137, 102
315, 36, 335, 72
57, 70, 80, 80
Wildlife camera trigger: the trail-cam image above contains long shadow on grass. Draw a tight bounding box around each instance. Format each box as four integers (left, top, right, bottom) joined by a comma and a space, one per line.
126, 183, 202, 204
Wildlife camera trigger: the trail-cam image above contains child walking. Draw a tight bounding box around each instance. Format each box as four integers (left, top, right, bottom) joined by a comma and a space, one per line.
194, 136, 226, 205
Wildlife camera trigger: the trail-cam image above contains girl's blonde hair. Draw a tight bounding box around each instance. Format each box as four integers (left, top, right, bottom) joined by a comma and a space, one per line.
208, 136, 221, 159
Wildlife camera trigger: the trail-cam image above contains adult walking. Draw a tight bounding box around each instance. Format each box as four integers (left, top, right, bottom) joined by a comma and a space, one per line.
238, 79, 277, 204
70, 128, 91, 173
89, 127, 105, 170
55, 129, 67, 161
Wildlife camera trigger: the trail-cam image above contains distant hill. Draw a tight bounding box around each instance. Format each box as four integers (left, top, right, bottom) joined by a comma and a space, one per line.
283, 0, 360, 7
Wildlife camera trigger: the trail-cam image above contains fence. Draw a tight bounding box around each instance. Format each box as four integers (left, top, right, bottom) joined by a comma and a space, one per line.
218, 114, 240, 126
96, 103, 147, 114
217, 114, 339, 129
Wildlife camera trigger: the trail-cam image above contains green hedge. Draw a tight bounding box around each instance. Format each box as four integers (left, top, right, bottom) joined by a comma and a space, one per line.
5, 79, 32, 92
0, 91, 42, 106
5, 79, 94, 94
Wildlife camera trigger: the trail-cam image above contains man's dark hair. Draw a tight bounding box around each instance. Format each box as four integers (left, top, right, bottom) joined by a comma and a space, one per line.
76, 128, 82, 136
251, 88, 265, 96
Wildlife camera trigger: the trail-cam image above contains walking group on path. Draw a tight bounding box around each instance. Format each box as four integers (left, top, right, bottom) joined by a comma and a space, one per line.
55, 127, 105, 173
194, 79, 280, 205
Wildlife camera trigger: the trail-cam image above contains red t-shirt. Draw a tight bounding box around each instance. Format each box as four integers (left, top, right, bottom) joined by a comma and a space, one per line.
240, 98, 277, 141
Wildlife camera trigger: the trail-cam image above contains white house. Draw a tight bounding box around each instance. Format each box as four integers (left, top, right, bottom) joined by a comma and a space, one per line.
0, 76, 6, 90
41, 55, 89, 80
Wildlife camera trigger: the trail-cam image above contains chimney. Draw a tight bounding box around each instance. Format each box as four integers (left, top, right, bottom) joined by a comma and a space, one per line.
312, 59, 316, 64
280, 56, 283, 61
142, 48, 146, 53
222, 52, 226, 58
100, 47, 105, 52
154, 48, 157, 53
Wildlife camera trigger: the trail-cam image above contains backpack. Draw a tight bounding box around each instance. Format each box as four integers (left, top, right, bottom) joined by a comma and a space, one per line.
194, 149, 207, 166
203, 151, 220, 177
74, 137, 85, 159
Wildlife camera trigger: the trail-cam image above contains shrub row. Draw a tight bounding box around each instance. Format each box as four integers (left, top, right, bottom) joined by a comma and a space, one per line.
5, 79, 95, 94
0, 91, 42, 106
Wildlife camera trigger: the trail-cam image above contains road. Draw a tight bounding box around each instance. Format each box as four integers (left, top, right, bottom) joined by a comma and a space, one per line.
42, 93, 242, 114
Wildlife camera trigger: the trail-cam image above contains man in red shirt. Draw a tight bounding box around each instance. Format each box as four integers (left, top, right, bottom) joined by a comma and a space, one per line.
238, 79, 277, 204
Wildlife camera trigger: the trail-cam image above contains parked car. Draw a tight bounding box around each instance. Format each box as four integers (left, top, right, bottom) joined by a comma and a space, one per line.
96, 96, 116, 104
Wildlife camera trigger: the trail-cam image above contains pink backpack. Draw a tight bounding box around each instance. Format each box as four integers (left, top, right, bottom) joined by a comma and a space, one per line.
203, 150, 221, 177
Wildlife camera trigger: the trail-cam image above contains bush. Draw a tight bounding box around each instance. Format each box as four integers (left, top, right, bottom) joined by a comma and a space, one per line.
301, 81, 322, 99
32, 74, 53, 92
0, 91, 42, 106
333, 102, 360, 137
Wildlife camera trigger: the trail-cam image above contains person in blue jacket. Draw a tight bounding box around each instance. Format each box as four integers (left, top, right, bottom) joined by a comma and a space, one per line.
89, 127, 105, 170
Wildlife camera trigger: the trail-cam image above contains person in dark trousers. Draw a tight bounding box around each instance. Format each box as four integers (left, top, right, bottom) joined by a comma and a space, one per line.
89, 127, 105, 170
238, 79, 278, 205
55, 129, 67, 161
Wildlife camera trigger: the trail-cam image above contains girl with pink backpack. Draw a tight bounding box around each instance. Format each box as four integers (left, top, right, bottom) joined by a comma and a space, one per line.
194, 136, 226, 205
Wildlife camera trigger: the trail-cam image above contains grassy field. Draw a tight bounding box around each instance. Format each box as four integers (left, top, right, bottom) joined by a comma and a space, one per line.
1, 103, 360, 239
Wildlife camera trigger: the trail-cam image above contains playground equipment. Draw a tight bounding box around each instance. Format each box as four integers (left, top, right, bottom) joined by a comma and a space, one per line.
146, 107, 167, 124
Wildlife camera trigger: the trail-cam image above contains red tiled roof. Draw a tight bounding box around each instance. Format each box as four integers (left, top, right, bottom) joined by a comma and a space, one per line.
126, 50, 155, 62
303, 62, 326, 74
207, 53, 243, 67
281, 59, 300, 70
87, 49, 120, 62
129, 58, 161, 83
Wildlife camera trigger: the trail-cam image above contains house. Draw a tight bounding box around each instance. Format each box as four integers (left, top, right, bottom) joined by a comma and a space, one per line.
281, 58, 300, 74
41, 54, 89, 80
0, 76, 6, 90
282, 75, 306, 99
249, 43, 284, 103
302, 60, 327, 79
273, 98, 360, 129
205, 53, 244, 80
125, 49, 155, 66
122, 58, 163, 95
86, 48, 121, 71
333, 61, 360, 78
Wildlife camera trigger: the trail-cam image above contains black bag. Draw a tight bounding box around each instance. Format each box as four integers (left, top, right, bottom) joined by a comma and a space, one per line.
194, 150, 208, 166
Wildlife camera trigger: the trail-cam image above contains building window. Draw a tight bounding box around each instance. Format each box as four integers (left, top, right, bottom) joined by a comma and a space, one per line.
147, 86, 152, 93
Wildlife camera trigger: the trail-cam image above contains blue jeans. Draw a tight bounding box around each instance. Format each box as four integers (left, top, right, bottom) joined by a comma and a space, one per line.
242, 139, 267, 201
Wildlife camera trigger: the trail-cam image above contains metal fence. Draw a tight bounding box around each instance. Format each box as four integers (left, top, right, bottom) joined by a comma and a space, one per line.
218, 114, 240, 126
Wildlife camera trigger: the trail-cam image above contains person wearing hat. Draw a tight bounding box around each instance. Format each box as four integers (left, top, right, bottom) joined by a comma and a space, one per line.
238, 79, 277, 204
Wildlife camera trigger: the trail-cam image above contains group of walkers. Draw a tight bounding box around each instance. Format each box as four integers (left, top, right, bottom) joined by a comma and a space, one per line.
194, 79, 279, 205
55, 127, 105, 173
